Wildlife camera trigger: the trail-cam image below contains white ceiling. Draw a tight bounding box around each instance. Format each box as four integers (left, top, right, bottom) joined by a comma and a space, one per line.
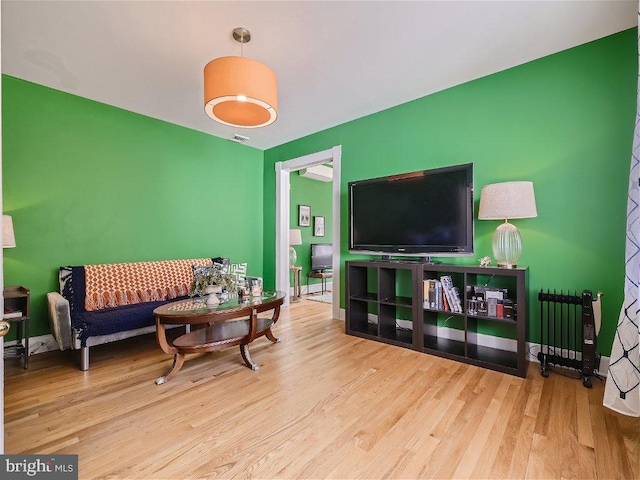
2, 1, 636, 150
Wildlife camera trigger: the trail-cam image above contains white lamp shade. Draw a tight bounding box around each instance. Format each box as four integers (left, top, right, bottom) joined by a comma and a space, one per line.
2, 215, 16, 248
478, 181, 538, 220
289, 229, 302, 246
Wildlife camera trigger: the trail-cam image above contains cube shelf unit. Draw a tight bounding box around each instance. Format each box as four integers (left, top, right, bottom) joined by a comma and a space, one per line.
345, 261, 419, 349
345, 261, 528, 377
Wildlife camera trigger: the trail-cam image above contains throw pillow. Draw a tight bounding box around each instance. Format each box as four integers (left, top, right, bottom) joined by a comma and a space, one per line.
228, 263, 248, 285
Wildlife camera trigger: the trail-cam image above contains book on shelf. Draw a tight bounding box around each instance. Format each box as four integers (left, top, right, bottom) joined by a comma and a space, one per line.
3, 308, 22, 319
424, 280, 433, 308
451, 286, 462, 313
423, 280, 433, 308
441, 284, 450, 311
424, 279, 441, 310
440, 275, 462, 313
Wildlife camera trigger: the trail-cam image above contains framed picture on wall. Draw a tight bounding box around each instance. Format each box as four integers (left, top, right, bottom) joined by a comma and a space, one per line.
314, 216, 325, 237
298, 205, 311, 227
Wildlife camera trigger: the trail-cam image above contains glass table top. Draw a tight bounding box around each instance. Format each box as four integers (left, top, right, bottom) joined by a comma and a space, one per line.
156, 291, 284, 317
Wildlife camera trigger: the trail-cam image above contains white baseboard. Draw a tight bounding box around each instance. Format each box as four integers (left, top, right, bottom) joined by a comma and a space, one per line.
598, 355, 610, 376
5, 333, 59, 355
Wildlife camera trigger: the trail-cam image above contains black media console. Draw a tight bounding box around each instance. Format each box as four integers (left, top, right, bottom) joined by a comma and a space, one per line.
345, 260, 528, 377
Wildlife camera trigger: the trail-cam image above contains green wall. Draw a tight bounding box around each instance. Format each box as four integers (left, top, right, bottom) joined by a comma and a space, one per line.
264, 29, 637, 356
2, 76, 264, 338
290, 172, 332, 289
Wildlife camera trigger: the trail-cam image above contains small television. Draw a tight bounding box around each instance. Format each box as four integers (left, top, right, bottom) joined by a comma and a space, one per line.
311, 243, 333, 272
348, 163, 474, 258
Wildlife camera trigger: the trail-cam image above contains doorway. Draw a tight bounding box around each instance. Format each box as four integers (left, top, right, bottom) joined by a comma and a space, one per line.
275, 146, 341, 320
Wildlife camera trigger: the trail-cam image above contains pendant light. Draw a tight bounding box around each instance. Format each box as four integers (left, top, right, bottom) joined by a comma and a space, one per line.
204, 27, 278, 128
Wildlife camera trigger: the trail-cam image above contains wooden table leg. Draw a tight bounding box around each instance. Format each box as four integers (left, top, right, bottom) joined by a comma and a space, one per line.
266, 305, 281, 343
266, 329, 280, 343
240, 344, 259, 371
155, 319, 184, 384
156, 353, 185, 385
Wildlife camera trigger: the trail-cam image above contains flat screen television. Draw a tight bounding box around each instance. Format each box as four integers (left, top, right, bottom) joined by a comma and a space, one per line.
348, 163, 474, 258
311, 243, 333, 272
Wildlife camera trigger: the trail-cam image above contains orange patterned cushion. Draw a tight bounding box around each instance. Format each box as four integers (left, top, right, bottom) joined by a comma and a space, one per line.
84, 258, 212, 311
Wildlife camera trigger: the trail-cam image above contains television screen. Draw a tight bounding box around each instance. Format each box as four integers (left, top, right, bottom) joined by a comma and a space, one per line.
348, 163, 473, 257
311, 243, 333, 272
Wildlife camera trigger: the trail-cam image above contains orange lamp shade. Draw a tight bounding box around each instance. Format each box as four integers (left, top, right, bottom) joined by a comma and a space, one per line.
204, 56, 278, 128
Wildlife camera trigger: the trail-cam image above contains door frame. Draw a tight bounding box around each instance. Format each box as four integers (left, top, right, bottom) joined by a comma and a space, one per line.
275, 146, 341, 319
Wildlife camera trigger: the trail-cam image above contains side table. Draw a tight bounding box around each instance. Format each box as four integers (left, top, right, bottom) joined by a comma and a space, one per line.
290, 266, 302, 302
3, 286, 30, 369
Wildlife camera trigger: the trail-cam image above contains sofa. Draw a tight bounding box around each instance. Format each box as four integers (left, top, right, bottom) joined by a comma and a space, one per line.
47, 257, 239, 370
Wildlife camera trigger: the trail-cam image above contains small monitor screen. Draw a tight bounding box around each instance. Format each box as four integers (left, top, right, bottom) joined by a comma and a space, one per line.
311, 244, 333, 271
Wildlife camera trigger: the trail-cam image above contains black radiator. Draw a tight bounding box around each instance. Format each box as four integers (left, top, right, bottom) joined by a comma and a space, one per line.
537, 289, 600, 388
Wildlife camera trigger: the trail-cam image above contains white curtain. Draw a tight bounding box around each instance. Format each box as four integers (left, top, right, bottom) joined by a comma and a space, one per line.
603, 6, 640, 417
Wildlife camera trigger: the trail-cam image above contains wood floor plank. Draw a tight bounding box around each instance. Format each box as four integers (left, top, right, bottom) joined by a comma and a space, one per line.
524, 432, 553, 480
4, 298, 640, 479
452, 374, 512, 479
469, 381, 521, 479
489, 371, 532, 478
575, 380, 595, 449
425, 370, 502, 479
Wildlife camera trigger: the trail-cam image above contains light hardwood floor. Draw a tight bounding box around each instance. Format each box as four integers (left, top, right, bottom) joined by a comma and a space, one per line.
4, 298, 639, 479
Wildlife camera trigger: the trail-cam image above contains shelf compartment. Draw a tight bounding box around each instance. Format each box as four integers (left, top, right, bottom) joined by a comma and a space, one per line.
350, 322, 379, 338
350, 293, 378, 302
423, 309, 465, 356
467, 317, 517, 340
380, 304, 413, 346
381, 327, 414, 345
423, 335, 466, 357
347, 300, 379, 337
466, 344, 518, 370
466, 316, 518, 370
347, 265, 378, 300
421, 268, 464, 313
466, 271, 519, 320
380, 266, 414, 305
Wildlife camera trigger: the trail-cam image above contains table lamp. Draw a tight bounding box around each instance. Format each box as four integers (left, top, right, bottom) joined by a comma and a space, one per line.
3, 215, 16, 248
289, 229, 302, 267
478, 181, 537, 268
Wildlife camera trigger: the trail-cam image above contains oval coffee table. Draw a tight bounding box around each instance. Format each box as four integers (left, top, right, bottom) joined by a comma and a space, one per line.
154, 291, 285, 384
